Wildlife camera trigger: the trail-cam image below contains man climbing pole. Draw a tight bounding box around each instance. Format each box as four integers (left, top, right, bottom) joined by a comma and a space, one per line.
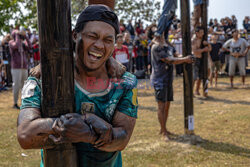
155, 0, 178, 42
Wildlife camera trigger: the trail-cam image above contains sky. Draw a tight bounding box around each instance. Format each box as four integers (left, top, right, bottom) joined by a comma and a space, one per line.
157, 0, 250, 29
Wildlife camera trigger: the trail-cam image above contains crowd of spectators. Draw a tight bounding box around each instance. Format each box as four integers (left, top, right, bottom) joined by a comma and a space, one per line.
0, 14, 249, 103
111, 15, 250, 82
0, 27, 39, 108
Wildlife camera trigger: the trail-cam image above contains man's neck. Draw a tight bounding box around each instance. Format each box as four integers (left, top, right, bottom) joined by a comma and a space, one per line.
197, 36, 203, 40
75, 63, 109, 93
116, 44, 123, 49
233, 37, 239, 41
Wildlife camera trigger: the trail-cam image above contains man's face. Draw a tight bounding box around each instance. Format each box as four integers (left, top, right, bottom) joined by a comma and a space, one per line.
232, 30, 239, 38
116, 36, 123, 44
196, 29, 204, 38
77, 21, 115, 71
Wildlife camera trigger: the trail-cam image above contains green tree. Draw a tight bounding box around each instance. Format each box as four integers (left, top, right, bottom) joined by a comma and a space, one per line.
0, 0, 22, 35
0, 0, 161, 35
115, 0, 161, 24
71, 0, 87, 22
14, 0, 38, 31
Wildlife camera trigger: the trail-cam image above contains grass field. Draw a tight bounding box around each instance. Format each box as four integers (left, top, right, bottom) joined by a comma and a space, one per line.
0, 76, 250, 167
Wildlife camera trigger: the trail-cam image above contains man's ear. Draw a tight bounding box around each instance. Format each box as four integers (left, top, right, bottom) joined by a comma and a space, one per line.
72, 29, 78, 42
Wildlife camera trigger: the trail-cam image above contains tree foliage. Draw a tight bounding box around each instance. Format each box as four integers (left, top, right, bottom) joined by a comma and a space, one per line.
71, 0, 87, 22
0, 0, 161, 35
0, 0, 22, 34
115, 0, 161, 24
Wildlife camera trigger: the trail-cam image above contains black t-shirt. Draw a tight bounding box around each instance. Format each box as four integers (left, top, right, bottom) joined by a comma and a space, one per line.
210, 43, 222, 61
151, 44, 174, 88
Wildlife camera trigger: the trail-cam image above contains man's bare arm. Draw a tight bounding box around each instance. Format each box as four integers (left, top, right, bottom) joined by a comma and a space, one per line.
95, 111, 136, 152
17, 108, 56, 149
207, 43, 212, 52
161, 56, 193, 65
243, 46, 250, 56
221, 47, 230, 52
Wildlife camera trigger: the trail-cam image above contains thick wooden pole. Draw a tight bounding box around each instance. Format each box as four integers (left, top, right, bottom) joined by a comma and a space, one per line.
201, 0, 208, 95
37, 0, 77, 166
180, 0, 194, 135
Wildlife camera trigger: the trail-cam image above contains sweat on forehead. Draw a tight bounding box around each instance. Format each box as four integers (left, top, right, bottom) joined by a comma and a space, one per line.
74, 4, 120, 35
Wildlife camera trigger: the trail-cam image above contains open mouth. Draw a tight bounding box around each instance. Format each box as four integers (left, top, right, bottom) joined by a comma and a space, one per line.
88, 51, 103, 61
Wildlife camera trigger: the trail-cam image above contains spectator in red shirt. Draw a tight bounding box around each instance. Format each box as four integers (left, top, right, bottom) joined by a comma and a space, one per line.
113, 34, 130, 70
32, 38, 40, 66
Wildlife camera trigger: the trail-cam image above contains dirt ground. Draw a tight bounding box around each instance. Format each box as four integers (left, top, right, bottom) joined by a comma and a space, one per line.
0, 76, 250, 167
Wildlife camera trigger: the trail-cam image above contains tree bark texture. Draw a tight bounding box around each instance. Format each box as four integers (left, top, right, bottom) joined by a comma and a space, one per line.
37, 0, 77, 166
180, 0, 194, 135
201, 0, 208, 95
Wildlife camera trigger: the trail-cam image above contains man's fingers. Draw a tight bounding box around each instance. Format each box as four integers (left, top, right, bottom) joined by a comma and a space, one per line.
94, 133, 112, 146
94, 141, 105, 148
52, 118, 59, 129
49, 135, 69, 144
57, 118, 63, 127
94, 137, 103, 145
49, 135, 62, 144
94, 137, 106, 147
65, 113, 80, 119
52, 125, 65, 136
59, 115, 68, 125
52, 119, 66, 135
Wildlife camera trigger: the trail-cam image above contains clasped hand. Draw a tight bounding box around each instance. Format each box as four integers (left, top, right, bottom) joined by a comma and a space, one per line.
49, 113, 113, 148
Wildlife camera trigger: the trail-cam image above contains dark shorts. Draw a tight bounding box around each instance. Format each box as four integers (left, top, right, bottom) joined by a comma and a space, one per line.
193, 58, 204, 80
154, 85, 173, 102
219, 52, 225, 64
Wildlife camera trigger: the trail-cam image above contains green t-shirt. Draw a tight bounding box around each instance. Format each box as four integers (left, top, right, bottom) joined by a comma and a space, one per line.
21, 72, 138, 167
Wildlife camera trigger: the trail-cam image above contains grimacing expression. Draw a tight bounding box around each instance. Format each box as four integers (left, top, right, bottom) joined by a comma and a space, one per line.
77, 21, 115, 70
